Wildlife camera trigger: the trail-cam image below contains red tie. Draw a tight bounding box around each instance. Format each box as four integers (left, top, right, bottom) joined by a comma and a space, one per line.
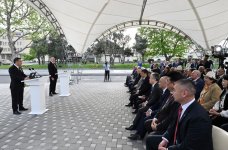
173, 106, 183, 144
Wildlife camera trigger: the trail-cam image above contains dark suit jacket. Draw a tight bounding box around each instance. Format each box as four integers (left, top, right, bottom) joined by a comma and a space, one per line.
138, 76, 151, 95
195, 78, 205, 101
150, 89, 170, 114
9, 65, 27, 88
146, 83, 162, 107
48, 62, 58, 78
164, 101, 213, 150
155, 95, 180, 133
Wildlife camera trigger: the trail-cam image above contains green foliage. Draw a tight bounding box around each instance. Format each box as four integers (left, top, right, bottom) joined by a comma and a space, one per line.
124, 47, 133, 57
0, 0, 54, 60
90, 31, 131, 64
133, 34, 148, 62
21, 53, 35, 61
139, 27, 191, 61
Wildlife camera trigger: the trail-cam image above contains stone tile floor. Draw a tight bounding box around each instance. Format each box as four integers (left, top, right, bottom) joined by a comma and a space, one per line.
0, 77, 145, 150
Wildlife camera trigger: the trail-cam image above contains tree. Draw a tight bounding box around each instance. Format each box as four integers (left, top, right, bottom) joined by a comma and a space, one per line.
48, 36, 67, 63
0, 0, 52, 61
30, 37, 48, 64
119, 35, 131, 64
139, 27, 191, 61
21, 53, 35, 61
133, 34, 148, 62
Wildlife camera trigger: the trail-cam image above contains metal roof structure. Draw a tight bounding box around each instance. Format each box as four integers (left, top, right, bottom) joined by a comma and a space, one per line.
24, 0, 228, 53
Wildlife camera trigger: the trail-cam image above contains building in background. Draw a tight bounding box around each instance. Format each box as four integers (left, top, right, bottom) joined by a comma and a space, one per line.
0, 32, 31, 60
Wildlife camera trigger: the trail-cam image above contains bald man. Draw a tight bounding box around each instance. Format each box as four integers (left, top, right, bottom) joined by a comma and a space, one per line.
191, 70, 204, 101
48, 57, 58, 96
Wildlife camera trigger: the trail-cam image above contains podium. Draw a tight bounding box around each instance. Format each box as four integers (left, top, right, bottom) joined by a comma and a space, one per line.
22, 77, 48, 114
58, 72, 71, 96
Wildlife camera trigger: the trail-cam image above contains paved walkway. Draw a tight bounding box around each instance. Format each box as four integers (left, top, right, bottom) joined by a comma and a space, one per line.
0, 77, 145, 150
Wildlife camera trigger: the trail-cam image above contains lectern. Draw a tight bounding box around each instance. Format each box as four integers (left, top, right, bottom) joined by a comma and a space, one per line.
58, 72, 71, 96
22, 77, 48, 114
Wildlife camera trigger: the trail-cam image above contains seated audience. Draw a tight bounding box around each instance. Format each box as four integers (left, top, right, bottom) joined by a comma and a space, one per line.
124, 66, 138, 87
152, 64, 161, 74
127, 76, 170, 140
146, 79, 213, 150
126, 69, 151, 108
125, 73, 162, 130
209, 74, 228, 128
160, 66, 170, 77
198, 71, 222, 111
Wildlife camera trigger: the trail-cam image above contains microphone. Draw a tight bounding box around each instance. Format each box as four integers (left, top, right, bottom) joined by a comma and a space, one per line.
29, 68, 36, 73
32, 68, 42, 78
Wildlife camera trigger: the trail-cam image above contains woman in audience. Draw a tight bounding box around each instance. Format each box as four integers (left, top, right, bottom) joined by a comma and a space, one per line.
209, 74, 228, 128
198, 71, 222, 111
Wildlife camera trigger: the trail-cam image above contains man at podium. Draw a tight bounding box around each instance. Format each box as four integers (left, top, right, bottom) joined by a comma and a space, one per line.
9, 57, 29, 115
48, 57, 58, 96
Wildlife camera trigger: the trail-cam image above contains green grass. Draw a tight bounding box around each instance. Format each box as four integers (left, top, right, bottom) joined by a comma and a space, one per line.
0, 63, 150, 69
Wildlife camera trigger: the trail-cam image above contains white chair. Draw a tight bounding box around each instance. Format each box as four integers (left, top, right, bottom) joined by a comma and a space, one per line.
212, 125, 228, 150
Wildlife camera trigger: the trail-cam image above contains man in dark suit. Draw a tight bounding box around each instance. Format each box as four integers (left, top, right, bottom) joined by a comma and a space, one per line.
191, 70, 204, 101
147, 79, 213, 150
128, 76, 170, 140
125, 72, 162, 131
145, 71, 184, 140
9, 57, 29, 115
48, 57, 58, 96
126, 69, 151, 107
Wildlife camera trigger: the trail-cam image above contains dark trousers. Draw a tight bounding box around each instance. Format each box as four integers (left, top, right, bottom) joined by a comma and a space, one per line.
125, 75, 132, 85
133, 106, 150, 127
129, 94, 139, 105
11, 87, 24, 111
212, 116, 228, 127
49, 77, 57, 94
146, 133, 163, 150
104, 70, 110, 81
136, 112, 156, 138
221, 123, 228, 132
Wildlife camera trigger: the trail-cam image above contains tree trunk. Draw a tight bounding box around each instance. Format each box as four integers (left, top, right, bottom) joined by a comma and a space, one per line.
37, 57, 41, 65
123, 56, 125, 64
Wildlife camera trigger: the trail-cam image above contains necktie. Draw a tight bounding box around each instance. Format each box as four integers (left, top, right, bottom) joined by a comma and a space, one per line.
173, 106, 183, 145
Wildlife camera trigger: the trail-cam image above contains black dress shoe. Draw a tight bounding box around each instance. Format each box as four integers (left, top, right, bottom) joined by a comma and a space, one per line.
125, 125, 136, 130
128, 133, 142, 140
53, 92, 58, 94
125, 103, 132, 107
132, 110, 138, 114
19, 107, 28, 111
13, 111, 21, 115
49, 93, 53, 96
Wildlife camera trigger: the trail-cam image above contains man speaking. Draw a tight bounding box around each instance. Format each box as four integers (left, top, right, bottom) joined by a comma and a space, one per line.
9, 57, 29, 115
48, 57, 58, 96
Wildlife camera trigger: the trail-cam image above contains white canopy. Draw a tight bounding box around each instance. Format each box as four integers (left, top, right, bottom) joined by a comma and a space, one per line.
24, 0, 228, 53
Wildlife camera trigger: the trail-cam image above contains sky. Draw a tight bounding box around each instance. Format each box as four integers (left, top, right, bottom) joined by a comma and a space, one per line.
123, 27, 138, 47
